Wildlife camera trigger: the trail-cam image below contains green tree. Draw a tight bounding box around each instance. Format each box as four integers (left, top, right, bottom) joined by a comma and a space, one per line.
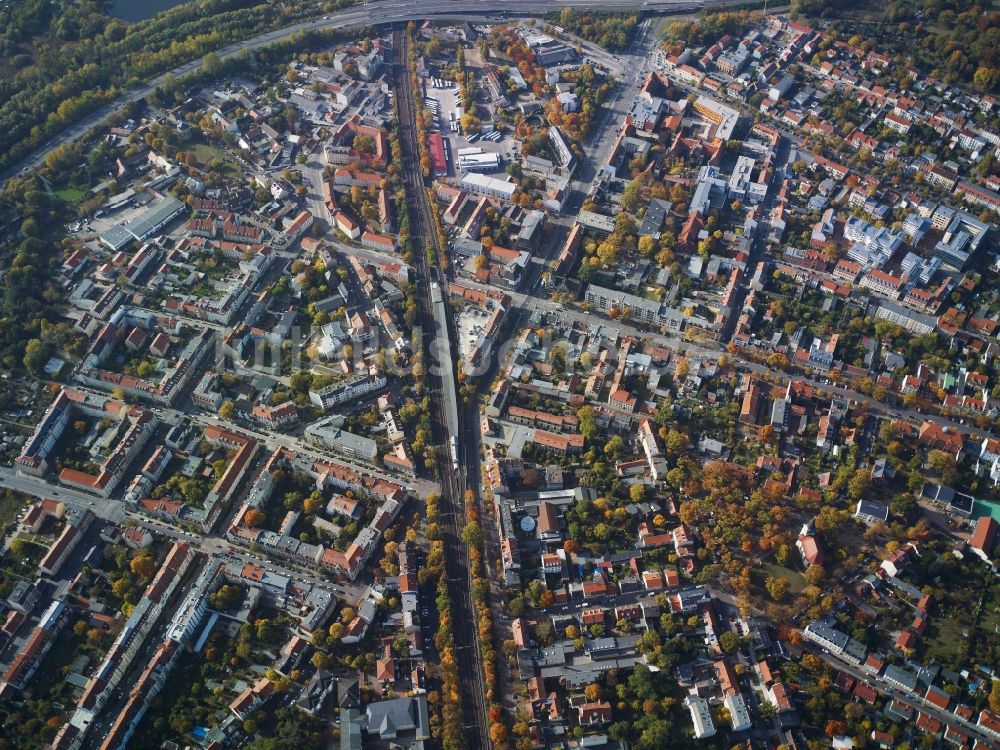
289, 370, 312, 393
847, 469, 870, 500
974, 66, 1000, 91
202, 52, 222, 77
928, 449, 956, 476
804, 565, 825, 587
604, 435, 626, 459
352, 133, 375, 153
578, 406, 598, 440
256, 618, 275, 641
461, 521, 483, 549
990, 679, 1000, 714
23, 338, 49, 376
87, 628, 104, 648
621, 181, 641, 213
765, 575, 789, 601
718, 630, 739, 653
209, 584, 242, 611
665, 429, 688, 457
597, 237, 620, 266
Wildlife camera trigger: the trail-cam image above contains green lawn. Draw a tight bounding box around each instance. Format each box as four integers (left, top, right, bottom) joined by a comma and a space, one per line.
970, 582, 1000, 670
190, 142, 240, 177
8, 538, 46, 565
0, 490, 27, 530
916, 563, 1000, 671
54, 185, 88, 203
29, 633, 80, 697
755, 562, 807, 595
923, 612, 971, 668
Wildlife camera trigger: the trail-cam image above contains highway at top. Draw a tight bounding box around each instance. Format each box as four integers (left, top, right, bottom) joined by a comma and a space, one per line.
0, 0, 742, 184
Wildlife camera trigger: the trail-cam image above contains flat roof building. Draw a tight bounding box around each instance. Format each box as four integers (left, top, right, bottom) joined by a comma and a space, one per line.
460, 172, 516, 202
685, 696, 716, 739
725, 694, 753, 732
577, 210, 617, 234
693, 96, 740, 140
99, 196, 185, 251
304, 415, 378, 461
458, 152, 502, 173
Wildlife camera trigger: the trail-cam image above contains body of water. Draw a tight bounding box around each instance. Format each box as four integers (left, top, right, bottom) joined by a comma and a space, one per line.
109, 0, 190, 23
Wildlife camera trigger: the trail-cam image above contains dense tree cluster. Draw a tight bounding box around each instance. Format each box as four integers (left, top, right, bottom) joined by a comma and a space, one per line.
549, 9, 638, 53
247, 712, 324, 750
604, 665, 693, 749
661, 11, 757, 50
0, 175, 65, 371
0, 0, 357, 171
421, 493, 465, 750
461, 489, 509, 748
792, 0, 1000, 92
405, 24, 434, 183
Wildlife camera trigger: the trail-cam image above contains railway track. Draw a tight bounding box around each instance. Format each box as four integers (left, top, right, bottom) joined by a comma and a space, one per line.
391, 26, 492, 750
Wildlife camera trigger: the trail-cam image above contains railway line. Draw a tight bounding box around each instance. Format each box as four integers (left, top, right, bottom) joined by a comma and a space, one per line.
391, 27, 492, 750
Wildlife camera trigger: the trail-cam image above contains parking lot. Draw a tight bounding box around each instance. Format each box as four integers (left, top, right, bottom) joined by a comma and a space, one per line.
422, 78, 521, 176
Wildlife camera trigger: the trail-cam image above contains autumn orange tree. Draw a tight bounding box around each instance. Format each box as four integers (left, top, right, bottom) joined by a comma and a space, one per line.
423, 491, 463, 750
462, 487, 510, 749
129, 555, 154, 579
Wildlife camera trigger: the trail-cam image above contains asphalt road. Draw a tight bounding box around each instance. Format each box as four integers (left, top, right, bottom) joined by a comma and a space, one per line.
122, 508, 368, 602
0, 466, 124, 523
458, 272, 994, 446
803, 643, 1000, 747
302, 152, 333, 226
187, 410, 438, 497
0, 464, 368, 602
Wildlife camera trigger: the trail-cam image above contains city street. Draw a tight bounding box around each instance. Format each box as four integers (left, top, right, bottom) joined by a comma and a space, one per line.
458, 274, 993, 445
804, 644, 1000, 747
0, 466, 124, 523
302, 152, 334, 226
186, 411, 439, 498
0, 465, 368, 603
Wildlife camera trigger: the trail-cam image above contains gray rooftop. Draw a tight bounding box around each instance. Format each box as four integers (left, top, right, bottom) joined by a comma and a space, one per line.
639, 199, 672, 238
883, 664, 918, 692
364, 696, 430, 741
